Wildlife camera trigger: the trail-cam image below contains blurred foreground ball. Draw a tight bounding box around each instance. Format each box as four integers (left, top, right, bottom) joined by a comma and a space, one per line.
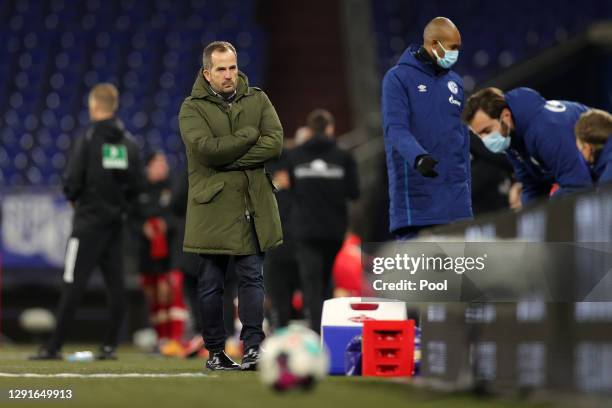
19, 308, 55, 333
259, 324, 329, 392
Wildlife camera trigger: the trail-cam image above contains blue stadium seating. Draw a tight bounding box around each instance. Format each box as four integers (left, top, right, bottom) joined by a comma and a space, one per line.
0, 0, 266, 186
372, 0, 612, 91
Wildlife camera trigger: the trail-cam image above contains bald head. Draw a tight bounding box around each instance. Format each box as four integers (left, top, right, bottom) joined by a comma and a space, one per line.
424, 17, 459, 42
423, 17, 461, 62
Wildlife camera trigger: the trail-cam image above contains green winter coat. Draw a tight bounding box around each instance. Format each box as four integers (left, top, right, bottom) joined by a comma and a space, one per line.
178, 71, 283, 255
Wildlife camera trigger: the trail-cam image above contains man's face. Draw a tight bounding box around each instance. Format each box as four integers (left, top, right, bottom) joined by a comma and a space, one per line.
469, 108, 512, 140
431, 29, 462, 58
88, 97, 98, 120
433, 37, 461, 57
203, 50, 238, 94
88, 97, 113, 121
147, 154, 169, 183
576, 140, 595, 164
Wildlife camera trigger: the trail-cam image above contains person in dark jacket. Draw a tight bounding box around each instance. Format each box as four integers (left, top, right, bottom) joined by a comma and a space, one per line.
139, 151, 172, 278
178, 41, 283, 371
287, 109, 359, 333
381, 17, 472, 239
463, 87, 593, 203
169, 167, 204, 356
263, 142, 302, 331
574, 108, 612, 185
31, 83, 144, 360
138, 151, 187, 356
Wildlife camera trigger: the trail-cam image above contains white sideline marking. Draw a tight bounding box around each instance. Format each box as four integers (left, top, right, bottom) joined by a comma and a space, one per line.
0, 373, 214, 378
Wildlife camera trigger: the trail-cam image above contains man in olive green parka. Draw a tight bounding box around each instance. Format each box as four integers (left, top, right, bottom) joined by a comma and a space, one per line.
178, 41, 282, 371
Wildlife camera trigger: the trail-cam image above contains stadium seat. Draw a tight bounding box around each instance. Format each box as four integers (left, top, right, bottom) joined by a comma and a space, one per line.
0, 0, 266, 186
371, 0, 612, 89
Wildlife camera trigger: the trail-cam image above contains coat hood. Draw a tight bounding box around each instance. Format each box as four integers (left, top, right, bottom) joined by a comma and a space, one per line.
92, 118, 124, 143
398, 44, 447, 77
505, 88, 548, 136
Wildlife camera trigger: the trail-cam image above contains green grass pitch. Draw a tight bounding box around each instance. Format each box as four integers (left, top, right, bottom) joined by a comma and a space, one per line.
0, 345, 551, 408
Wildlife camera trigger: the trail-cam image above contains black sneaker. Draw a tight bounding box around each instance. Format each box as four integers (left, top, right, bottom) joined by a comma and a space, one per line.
96, 346, 118, 360
29, 348, 62, 360
241, 347, 260, 371
206, 350, 240, 371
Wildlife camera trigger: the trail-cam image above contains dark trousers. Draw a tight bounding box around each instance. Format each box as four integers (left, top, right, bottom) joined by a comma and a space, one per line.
183, 271, 201, 332
185, 262, 237, 336
198, 253, 265, 352
295, 239, 343, 334
47, 225, 126, 351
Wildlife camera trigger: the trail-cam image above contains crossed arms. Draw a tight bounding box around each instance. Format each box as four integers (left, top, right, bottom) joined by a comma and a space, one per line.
178, 92, 283, 170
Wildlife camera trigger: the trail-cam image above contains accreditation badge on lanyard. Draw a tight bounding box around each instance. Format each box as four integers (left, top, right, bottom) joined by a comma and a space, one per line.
102, 143, 128, 169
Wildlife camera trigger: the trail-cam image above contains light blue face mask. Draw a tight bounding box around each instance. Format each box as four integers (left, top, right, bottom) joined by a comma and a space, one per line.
433, 41, 459, 69
482, 116, 511, 153
482, 131, 511, 153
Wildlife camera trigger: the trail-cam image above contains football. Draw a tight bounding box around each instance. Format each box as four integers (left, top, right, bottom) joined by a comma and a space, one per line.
259, 325, 330, 391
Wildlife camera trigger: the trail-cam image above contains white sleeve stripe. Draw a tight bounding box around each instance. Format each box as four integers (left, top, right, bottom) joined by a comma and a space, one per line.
63, 238, 79, 283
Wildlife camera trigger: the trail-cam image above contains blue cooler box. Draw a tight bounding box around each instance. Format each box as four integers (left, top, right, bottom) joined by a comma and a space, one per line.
321, 297, 407, 375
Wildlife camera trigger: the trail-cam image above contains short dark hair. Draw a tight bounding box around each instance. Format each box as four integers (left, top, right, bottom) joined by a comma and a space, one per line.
145, 150, 165, 166
306, 109, 335, 134
575, 109, 612, 146
202, 41, 237, 71
462, 87, 507, 124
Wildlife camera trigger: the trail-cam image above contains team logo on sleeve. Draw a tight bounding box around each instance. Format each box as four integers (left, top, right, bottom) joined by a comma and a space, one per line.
447, 81, 459, 95
102, 144, 128, 169
544, 100, 567, 113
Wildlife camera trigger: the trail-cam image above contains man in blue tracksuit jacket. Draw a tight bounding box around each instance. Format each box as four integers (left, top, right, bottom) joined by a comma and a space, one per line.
463, 87, 593, 203
574, 108, 612, 185
382, 17, 472, 239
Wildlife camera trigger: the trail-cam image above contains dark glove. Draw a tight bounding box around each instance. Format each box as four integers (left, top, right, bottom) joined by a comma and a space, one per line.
415, 155, 439, 178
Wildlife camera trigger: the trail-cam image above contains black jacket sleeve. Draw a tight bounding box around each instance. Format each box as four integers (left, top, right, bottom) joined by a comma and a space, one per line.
170, 170, 189, 217
345, 152, 360, 200
62, 134, 88, 202
122, 143, 147, 222
128, 146, 147, 204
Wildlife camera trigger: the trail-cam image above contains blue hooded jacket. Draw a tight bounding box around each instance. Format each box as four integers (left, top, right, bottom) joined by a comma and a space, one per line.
504, 88, 593, 203
382, 45, 472, 232
593, 137, 612, 185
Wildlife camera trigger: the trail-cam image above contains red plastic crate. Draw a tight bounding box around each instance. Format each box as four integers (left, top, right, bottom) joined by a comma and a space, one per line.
362, 320, 415, 377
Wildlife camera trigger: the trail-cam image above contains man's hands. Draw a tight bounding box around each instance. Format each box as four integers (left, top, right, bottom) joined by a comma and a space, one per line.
273, 170, 290, 190
415, 155, 439, 178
